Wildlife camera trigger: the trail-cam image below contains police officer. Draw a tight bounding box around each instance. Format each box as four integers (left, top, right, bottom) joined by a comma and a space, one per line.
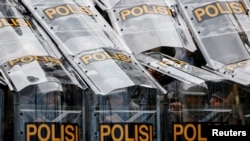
35, 91, 63, 122
169, 82, 208, 122
103, 89, 140, 122
164, 82, 208, 141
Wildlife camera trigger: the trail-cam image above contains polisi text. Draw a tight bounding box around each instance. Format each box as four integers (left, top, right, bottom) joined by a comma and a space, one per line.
193, 1, 246, 22
120, 4, 172, 21
44, 4, 93, 20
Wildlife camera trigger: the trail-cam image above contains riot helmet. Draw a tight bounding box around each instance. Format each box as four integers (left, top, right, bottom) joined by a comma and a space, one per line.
179, 82, 208, 96
36, 78, 64, 109
36, 77, 63, 95
178, 82, 208, 108
104, 89, 129, 110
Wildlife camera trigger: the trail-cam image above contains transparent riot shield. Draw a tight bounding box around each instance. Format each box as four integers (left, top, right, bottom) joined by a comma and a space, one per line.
162, 79, 247, 141
17, 0, 166, 95
94, 0, 196, 55
175, 0, 250, 86
86, 86, 163, 141
0, 1, 88, 141
15, 82, 85, 141
93, 0, 224, 86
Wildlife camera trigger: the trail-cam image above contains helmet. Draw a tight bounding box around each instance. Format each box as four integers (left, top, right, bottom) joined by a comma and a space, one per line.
179, 82, 208, 96
211, 91, 227, 101
35, 78, 64, 107
106, 89, 127, 99
36, 77, 63, 95
179, 82, 208, 108
37, 81, 63, 95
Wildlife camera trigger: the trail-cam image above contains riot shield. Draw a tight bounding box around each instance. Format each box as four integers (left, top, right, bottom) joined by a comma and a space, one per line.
176, 0, 250, 86
0, 1, 87, 141
86, 86, 163, 141
163, 80, 243, 141
2, 58, 86, 141
16, 82, 84, 141
95, 0, 196, 55
136, 52, 224, 84
18, 0, 166, 95
93, 0, 225, 85
1, 50, 86, 141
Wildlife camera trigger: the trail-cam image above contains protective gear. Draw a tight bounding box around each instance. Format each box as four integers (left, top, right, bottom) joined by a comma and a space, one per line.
36, 77, 63, 95
211, 91, 227, 101
35, 77, 64, 109
105, 89, 128, 106
179, 82, 208, 96
108, 89, 127, 96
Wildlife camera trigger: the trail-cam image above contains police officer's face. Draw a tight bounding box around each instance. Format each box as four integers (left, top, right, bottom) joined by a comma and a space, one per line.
210, 96, 223, 107
184, 95, 203, 107
108, 94, 124, 109
43, 92, 60, 108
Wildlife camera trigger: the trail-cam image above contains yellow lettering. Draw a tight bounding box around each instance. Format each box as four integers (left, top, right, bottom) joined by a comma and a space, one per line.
205, 5, 218, 18
8, 56, 62, 67
66, 4, 80, 14
75, 126, 79, 141
80, 52, 131, 64
65, 125, 75, 141
194, 8, 205, 22
100, 125, 111, 141
173, 123, 208, 141
131, 7, 143, 17
184, 124, 196, 141
26, 124, 37, 141
135, 125, 138, 141
44, 8, 57, 20
47, 56, 62, 64
173, 124, 183, 141
157, 6, 169, 15
139, 125, 149, 141
104, 52, 113, 59
117, 53, 130, 62
56, 6, 70, 16
79, 6, 93, 16
20, 56, 33, 63
61, 125, 65, 141
125, 125, 134, 141
8, 58, 19, 66
52, 124, 60, 141
81, 55, 92, 65
16, 19, 28, 26
93, 53, 106, 61
25, 123, 78, 141
216, 2, 232, 14
150, 125, 153, 141
230, 2, 246, 14
10, 18, 17, 26
143, 5, 154, 14
1, 18, 12, 26
120, 9, 131, 21
120, 5, 171, 21
99, 124, 152, 141
194, 2, 247, 22
38, 124, 50, 141
152, 5, 158, 14
111, 124, 123, 141
198, 124, 207, 141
